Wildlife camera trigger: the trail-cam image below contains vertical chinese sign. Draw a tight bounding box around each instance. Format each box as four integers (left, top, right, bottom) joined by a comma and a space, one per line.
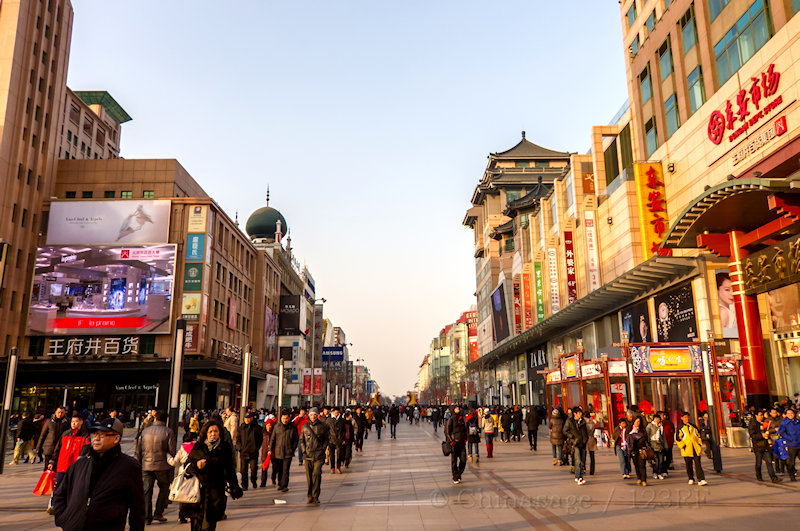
303, 368, 312, 395
522, 265, 534, 330
534, 262, 545, 321
313, 368, 323, 395
633, 162, 670, 259
547, 248, 561, 314
512, 278, 522, 335
584, 211, 601, 292
563, 232, 577, 304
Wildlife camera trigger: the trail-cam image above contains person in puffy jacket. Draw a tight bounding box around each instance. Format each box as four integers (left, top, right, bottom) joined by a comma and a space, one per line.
563, 407, 590, 485
134, 411, 176, 524
236, 412, 263, 490
167, 432, 198, 524
549, 409, 565, 466
301, 408, 330, 504
646, 414, 666, 480
627, 416, 650, 486
748, 410, 780, 483
445, 406, 468, 484
585, 413, 598, 475
482, 408, 496, 458
50, 411, 90, 486
36, 407, 68, 470
465, 408, 481, 463
269, 410, 298, 492
676, 411, 707, 486
340, 411, 355, 470
778, 408, 800, 481
526, 406, 541, 451
260, 419, 275, 487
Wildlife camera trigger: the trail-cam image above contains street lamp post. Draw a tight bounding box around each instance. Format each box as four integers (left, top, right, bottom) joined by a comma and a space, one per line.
239, 344, 252, 420
168, 320, 186, 438
0, 347, 19, 475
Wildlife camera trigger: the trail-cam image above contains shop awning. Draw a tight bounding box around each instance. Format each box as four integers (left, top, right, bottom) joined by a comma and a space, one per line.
661, 177, 800, 249
466, 256, 699, 371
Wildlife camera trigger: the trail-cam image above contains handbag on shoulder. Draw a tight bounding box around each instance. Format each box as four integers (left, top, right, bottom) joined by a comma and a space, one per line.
168, 471, 201, 504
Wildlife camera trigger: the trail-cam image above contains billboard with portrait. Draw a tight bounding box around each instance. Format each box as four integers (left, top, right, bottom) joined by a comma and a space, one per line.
491, 283, 511, 343
47, 200, 171, 245
653, 281, 698, 342
714, 269, 738, 338
620, 300, 652, 343
27, 244, 176, 335
279, 295, 301, 335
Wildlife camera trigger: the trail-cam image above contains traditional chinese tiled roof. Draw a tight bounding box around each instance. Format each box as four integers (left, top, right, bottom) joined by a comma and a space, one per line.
490, 131, 571, 160
489, 219, 515, 240
503, 177, 553, 217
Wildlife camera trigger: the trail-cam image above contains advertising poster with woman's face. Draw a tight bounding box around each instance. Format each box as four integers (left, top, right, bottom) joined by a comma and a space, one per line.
767, 284, 800, 330
653, 281, 698, 342
621, 300, 651, 343
715, 270, 738, 338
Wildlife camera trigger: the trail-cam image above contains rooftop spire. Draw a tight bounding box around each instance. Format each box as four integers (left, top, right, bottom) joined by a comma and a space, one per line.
266, 186, 270, 206
521, 130, 526, 140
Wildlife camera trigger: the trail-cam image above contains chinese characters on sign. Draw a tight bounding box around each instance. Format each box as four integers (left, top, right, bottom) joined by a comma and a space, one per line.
512, 279, 522, 335
522, 268, 534, 330
633, 162, 670, 258
730, 116, 787, 166
563, 231, 578, 304
47, 336, 140, 357
547, 248, 561, 314
584, 211, 601, 292
707, 64, 782, 145
534, 262, 545, 321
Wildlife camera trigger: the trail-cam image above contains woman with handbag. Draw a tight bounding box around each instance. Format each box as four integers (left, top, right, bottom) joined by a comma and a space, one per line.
185, 420, 243, 531
167, 432, 198, 524
627, 416, 651, 486
482, 408, 495, 458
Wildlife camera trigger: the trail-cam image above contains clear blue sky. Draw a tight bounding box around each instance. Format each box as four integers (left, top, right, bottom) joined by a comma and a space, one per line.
68, 1, 627, 398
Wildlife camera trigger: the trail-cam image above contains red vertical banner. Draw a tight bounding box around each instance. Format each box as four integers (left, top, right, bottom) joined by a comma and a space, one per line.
513, 279, 522, 335
313, 368, 323, 395
522, 270, 533, 330
564, 231, 578, 304
302, 368, 312, 395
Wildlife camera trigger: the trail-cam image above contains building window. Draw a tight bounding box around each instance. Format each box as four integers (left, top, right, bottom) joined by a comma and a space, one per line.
709, 0, 731, 21
714, 0, 771, 85
143, 190, 155, 198
639, 65, 652, 105
665, 0, 671, 8
627, 2, 637, 28
664, 93, 680, 138
551, 195, 559, 235
515, 161, 529, 168
565, 173, 575, 209
631, 34, 640, 55
66, 130, 72, 141
121, 191, 133, 198
82, 191, 93, 199
659, 38, 673, 80
680, 6, 697, 54
104, 191, 115, 198
794, 0, 800, 14
65, 191, 76, 198
646, 11, 656, 33
645, 118, 658, 156
687, 66, 706, 114
504, 238, 515, 252
535, 161, 547, 168
538, 214, 545, 249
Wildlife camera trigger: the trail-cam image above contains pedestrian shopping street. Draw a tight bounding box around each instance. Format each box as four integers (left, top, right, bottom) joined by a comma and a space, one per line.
1, 421, 797, 531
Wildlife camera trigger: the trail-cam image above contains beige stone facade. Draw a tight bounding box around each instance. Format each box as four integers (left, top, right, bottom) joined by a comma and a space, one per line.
58, 88, 127, 160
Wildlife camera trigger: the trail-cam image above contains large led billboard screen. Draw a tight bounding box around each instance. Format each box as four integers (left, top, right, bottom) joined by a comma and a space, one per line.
27, 244, 176, 335
47, 200, 171, 246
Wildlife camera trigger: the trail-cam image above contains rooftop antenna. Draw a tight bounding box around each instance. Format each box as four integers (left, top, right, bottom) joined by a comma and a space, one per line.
235, 210, 239, 226
266, 186, 270, 206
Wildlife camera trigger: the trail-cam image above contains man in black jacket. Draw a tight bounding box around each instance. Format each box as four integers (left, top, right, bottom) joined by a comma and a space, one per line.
52, 417, 145, 531
445, 406, 468, 484
11, 411, 38, 465
563, 407, 590, 485
37, 407, 68, 469
301, 407, 330, 504
326, 407, 345, 473
388, 405, 400, 439
749, 410, 781, 482
353, 406, 365, 453
525, 406, 541, 451
268, 410, 298, 492
512, 406, 524, 442
237, 411, 264, 490
373, 406, 385, 439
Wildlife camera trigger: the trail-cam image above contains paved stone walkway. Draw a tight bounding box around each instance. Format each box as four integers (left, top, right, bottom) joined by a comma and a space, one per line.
0, 421, 797, 529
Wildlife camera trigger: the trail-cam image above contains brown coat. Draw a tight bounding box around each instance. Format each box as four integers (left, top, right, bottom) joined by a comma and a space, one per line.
549, 416, 565, 446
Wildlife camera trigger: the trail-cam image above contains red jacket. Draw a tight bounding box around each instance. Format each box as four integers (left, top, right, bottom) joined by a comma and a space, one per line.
53, 429, 90, 473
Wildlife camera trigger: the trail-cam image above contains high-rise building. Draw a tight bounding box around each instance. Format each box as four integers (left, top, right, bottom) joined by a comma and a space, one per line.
59, 89, 130, 160
0, 0, 74, 358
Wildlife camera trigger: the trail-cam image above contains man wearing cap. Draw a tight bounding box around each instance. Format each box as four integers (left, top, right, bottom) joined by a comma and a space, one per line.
236, 411, 263, 490
52, 418, 145, 530
134, 411, 175, 524
301, 407, 330, 504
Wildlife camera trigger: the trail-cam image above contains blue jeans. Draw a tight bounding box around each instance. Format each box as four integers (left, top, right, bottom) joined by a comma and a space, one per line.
573, 447, 586, 479
468, 441, 480, 457
298, 446, 304, 465
552, 444, 562, 460
616, 448, 630, 475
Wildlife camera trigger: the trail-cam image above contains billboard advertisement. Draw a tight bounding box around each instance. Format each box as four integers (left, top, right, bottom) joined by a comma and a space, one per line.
715, 269, 738, 339
654, 281, 698, 342
187, 205, 208, 233
279, 295, 301, 334
621, 300, 652, 343
185, 234, 205, 261
491, 283, 510, 343
27, 244, 176, 335
265, 306, 278, 363
47, 200, 171, 245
